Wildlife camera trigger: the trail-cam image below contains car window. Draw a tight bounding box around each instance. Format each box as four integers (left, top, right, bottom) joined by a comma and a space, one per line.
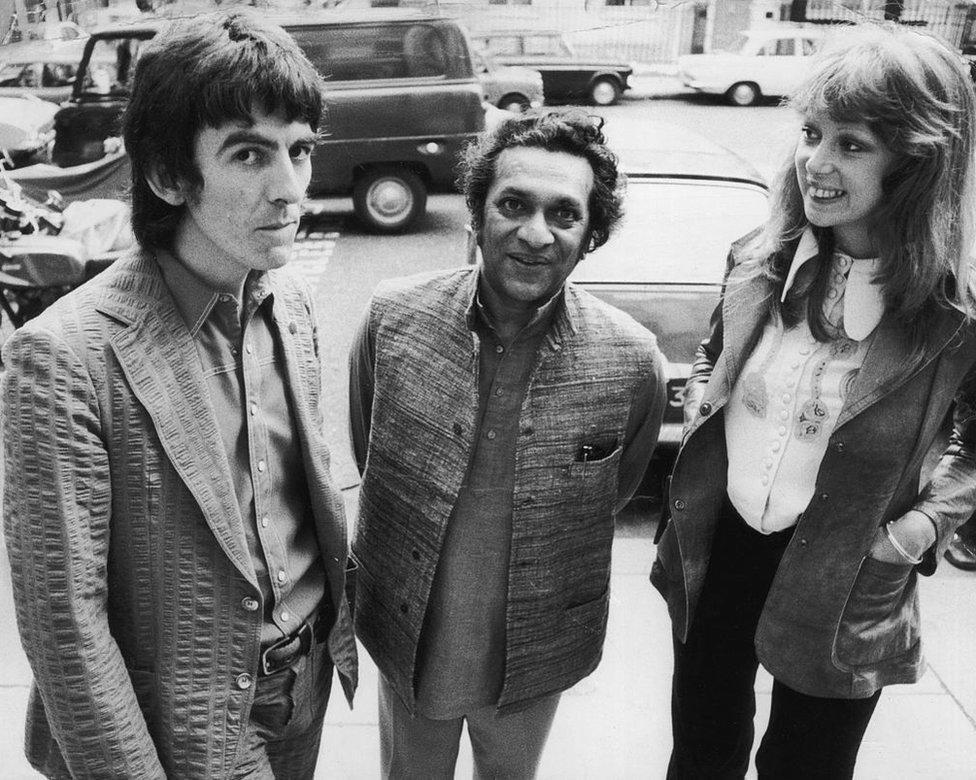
757, 38, 795, 56
524, 35, 560, 56
570, 179, 769, 285
79, 37, 144, 98
482, 36, 521, 55
291, 23, 450, 80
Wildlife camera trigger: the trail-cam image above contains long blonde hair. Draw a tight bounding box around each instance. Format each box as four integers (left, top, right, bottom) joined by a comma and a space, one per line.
742, 23, 976, 339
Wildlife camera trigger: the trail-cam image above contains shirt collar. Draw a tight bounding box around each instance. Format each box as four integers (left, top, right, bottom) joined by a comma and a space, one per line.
465, 269, 565, 339
155, 249, 273, 336
780, 227, 885, 341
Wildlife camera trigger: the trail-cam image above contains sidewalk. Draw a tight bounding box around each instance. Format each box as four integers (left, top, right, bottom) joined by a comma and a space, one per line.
0, 496, 974, 778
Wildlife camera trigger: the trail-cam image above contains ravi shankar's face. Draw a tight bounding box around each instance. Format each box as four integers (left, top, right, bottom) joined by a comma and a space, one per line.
176, 109, 317, 289
477, 146, 594, 314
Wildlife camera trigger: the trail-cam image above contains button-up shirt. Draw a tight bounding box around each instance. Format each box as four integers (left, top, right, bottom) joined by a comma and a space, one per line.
155, 251, 326, 643
725, 231, 885, 532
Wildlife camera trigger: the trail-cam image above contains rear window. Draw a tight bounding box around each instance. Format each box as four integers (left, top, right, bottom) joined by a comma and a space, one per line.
78, 36, 147, 99
571, 178, 769, 285
289, 23, 459, 81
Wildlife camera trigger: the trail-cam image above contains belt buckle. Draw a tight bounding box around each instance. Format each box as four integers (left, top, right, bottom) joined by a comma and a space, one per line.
260, 619, 313, 676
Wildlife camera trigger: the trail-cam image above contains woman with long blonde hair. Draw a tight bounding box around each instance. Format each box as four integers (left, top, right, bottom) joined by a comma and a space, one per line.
652, 24, 976, 778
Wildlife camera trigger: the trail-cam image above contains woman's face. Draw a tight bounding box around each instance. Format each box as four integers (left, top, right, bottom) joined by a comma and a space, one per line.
793, 110, 896, 258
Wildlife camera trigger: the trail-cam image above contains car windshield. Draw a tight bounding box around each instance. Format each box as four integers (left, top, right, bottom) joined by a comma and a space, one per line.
571, 178, 769, 285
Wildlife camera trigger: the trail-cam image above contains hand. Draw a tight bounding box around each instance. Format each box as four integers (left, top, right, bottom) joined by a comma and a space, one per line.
868, 510, 937, 564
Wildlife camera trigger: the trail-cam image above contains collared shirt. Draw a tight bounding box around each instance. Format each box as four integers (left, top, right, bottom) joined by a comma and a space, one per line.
155, 251, 326, 644
725, 230, 884, 532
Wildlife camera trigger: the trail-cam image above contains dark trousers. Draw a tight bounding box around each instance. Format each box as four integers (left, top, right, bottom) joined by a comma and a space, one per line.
667, 502, 881, 780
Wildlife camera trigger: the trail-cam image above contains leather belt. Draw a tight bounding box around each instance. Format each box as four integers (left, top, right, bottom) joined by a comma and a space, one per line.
259, 617, 326, 677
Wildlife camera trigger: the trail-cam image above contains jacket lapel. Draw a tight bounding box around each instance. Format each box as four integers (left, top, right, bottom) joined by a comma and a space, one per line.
836, 307, 965, 428
99, 257, 257, 586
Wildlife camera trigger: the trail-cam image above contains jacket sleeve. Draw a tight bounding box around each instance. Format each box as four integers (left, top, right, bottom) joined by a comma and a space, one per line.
682, 247, 733, 432
912, 358, 976, 574
348, 300, 377, 477
1, 327, 166, 779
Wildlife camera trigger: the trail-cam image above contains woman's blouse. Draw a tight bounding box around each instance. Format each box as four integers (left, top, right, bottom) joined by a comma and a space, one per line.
725, 230, 884, 533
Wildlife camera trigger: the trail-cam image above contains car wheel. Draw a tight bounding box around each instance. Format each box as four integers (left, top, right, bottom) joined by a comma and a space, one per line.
352, 167, 427, 233
498, 93, 530, 113
589, 77, 621, 106
727, 81, 760, 107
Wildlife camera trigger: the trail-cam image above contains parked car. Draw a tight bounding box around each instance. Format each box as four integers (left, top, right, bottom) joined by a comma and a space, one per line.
52, 10, 486, 232
0, 93, 57, 166
0, 38, 89, 102
469, 29, 632, 106
473, 49, 543, 113
678, 24, 828, 106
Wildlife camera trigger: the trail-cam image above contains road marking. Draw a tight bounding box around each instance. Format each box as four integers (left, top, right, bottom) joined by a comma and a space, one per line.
291, 223, 340, 287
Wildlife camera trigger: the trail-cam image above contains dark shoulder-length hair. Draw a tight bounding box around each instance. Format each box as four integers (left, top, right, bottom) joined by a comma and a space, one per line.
739, 23, 976, 340
457, 107, 624, 253
122, 10, 325, 251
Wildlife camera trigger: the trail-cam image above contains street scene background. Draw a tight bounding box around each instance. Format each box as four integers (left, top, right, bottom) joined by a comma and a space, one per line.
1, 2, 976, 774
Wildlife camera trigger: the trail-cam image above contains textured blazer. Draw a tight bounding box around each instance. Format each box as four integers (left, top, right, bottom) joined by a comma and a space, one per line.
2, 250, 357, 779
652, 234, 976, 699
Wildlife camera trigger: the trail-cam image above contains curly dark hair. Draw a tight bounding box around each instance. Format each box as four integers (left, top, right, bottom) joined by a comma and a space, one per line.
122, 11, 325, 250
458, 108, 624, 253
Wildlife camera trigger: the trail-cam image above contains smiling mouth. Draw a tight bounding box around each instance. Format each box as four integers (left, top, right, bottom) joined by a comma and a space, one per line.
257, 219, 298, 232
510, 254, 550, 266
808, 185, 845, 202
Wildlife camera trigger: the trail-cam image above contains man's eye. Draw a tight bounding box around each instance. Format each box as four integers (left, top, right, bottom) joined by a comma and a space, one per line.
292, 144, 314, 161
498, 197, 524, 214
800, 126, 819, 142
841, 139, 865, 153
233, 148, 261, 164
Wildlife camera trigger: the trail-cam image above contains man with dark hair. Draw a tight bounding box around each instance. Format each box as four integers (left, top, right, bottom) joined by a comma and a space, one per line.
2, 11, 356, 778
349, 108, 667, 777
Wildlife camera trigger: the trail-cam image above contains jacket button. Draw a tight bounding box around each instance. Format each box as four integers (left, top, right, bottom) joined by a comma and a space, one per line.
819, 493, 829, 502
699, 403, 712, 417
241, 597, 259, 612
452, 422, 463, 436
673, 499, 686, 511
799, 538, 808, 547
236, 673, 253, 690
399, 603, 408, 614
411, 549, 421, 561
833, 441, 845, 452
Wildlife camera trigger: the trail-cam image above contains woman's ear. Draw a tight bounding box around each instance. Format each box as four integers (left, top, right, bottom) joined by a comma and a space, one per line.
144, 165, 187, 206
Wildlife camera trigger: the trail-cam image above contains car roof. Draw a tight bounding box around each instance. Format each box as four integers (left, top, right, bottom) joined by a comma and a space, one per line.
0, 37, 89, 64
606, 119, 765, 185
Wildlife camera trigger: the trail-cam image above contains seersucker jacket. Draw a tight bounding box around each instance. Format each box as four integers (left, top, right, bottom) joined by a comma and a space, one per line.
1, 250, 357, 779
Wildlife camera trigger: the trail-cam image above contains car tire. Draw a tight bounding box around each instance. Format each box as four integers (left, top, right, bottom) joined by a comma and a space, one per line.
589, 77, 621, 106
727, 81, 761, 107
498, 93, 530, 113
352, 167, 427, 234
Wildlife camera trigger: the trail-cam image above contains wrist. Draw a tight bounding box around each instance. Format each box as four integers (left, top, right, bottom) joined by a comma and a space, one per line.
887, 511, 936, 562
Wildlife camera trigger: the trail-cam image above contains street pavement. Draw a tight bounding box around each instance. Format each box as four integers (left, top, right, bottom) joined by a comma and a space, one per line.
1, 492, 974, 778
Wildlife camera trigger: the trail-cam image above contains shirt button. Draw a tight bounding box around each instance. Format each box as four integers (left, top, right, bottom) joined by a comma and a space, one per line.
257, 460, 266, 472
241, 597, 259, 612
245, 342, 253, 354
772, 441, 781, 452
778, 410, 788, 421
782, 394, 791, 403
699, 403, 712, 416
250, 402, 258, 416
236, 673, 253, 690
761, 475, 769, 486
280, 611, 290, 622
522, 425, 534, 435
778, 426, 787, 436
277, 570, 286, 583
673, 499, 686, 511
495, 344, 504, 354
486, 429, 496, 440
495, 387, 504, 396
763, 458, 773, 468
288, 321, 298, 335
261, 516, 269, 528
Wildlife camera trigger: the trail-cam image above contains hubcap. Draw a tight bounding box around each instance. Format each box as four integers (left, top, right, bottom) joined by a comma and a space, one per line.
368, 178, 412, 223
592, 81, 616, 105
731, 84, 756, 105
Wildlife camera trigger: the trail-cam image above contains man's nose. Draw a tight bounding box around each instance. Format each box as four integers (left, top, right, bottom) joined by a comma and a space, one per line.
517, 210, 555, 247
267, 153, 307, 205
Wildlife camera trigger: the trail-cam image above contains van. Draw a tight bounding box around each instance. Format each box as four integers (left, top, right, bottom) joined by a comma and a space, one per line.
52, 11, 485, 232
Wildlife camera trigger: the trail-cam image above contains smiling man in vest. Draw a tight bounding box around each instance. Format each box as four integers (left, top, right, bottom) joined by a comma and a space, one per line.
2, 13, 356, 778
349, 109, 667, 778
